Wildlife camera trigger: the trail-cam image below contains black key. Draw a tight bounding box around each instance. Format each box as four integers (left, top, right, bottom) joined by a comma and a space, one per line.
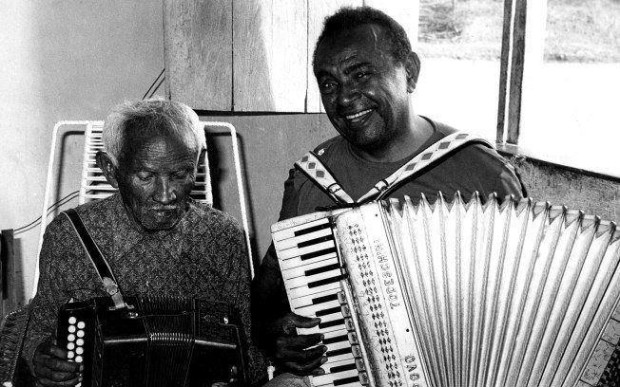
323, 334, 349, 345
316, 306, 342, 317
298, 235, 333, 248
295, 223, 331, 237
305, 263, 340, 277
308, 274, 344, 289
301, 247, 337, 261
312, 293, 338, 305
330, 362, 357, 374
327, 347, 352, 358
320, 318, 345, 330
334, 376, 360, 386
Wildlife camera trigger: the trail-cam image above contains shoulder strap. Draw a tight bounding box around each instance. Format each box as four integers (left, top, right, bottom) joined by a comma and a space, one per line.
295, 132, 492, 206
62, 209, 131, 310
294, 151, 354, 205
357, 132, 492, 203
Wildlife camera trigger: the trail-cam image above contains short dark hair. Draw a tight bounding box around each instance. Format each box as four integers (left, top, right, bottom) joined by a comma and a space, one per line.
313, 6, 412, 68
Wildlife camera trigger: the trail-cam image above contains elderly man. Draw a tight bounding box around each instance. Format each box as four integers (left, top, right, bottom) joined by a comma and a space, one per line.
252, 6, 525, 386
22, 99, 255, 386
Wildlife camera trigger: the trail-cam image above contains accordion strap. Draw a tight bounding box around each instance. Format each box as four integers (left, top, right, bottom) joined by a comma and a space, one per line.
295, 131, 492, 205
295, 152, 355, 204
62, 208, 131, 310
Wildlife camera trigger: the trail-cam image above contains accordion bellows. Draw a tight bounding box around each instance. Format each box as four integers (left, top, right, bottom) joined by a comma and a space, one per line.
272, 193, 620, 387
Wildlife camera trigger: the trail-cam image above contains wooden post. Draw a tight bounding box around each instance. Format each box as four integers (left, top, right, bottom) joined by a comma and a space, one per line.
1, 229, 15, 317
496, 0, 547, 146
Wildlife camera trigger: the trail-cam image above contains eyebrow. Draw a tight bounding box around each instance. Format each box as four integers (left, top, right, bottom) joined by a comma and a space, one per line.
343, 62, 371, 75
315, 61, 372, 79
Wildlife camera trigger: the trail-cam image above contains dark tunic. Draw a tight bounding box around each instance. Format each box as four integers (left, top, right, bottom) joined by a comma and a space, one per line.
252, 118, 526, 352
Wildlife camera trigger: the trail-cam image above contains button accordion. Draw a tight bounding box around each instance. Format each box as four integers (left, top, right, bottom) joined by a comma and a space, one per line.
56, 296, 247, 387
271, 193, 620, 387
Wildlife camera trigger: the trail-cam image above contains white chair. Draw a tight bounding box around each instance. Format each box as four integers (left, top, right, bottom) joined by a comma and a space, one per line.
32, 120, 253, 297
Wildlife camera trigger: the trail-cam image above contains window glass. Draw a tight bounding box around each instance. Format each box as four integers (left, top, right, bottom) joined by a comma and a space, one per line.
519, 0, 620, 177
413, 0, 505, 141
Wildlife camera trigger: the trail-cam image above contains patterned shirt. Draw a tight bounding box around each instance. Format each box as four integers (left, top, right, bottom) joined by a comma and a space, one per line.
23, 193, 262, 382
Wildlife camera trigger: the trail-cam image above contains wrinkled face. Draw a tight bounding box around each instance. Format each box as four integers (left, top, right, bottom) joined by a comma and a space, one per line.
115, 134, 198, 231
314, 24, 413, 152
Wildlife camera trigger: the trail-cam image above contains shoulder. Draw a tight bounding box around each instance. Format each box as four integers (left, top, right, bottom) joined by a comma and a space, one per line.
189, 200, 244, 236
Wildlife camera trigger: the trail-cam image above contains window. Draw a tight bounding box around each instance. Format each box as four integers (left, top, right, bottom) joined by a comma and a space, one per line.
414, 0, 619, 177
519, 0, 620, 177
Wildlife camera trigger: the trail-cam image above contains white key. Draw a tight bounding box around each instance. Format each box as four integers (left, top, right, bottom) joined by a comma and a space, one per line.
323, 328, 350, 342
273, 218, 330, 242
282, 256, 339, 280
321, 357, 359, 375
296, 300, 341, 318
325, 340, 351, 353
280, 252, 339, 271
290, 280, 341, 299
278, 241, 335, 260
287, 268, 342, 289
311, 369, 360, 386
298, 322, 345, 336
291, 288, 341, 310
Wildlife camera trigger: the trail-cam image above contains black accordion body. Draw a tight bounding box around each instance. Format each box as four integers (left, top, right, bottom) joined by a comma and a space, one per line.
56, 296, 247, 387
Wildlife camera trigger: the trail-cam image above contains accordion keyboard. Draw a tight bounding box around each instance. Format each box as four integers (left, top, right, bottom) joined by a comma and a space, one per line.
273, 216, 368, 387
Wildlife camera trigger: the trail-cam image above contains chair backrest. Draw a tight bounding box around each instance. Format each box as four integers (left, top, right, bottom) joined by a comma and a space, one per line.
33, 120, 253, 298
78, 121, 212, 205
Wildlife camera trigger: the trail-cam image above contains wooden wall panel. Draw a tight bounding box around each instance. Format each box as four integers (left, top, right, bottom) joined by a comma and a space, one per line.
233, 0, 307, 112
164, 0, 233, 111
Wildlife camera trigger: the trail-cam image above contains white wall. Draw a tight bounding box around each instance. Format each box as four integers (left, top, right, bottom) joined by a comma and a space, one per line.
0, 0, 165, 301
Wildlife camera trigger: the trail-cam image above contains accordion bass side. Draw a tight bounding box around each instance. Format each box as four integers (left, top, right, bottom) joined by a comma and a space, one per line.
271, 193, 620, 387
56, 296, 247, 387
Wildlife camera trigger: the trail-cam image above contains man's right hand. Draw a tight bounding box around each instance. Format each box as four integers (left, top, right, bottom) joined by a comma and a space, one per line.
271, 312, 328, 376
32, 338, 81, 386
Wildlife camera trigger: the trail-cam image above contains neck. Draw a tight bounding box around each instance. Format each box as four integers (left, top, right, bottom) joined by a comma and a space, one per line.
351, 114, 433, 163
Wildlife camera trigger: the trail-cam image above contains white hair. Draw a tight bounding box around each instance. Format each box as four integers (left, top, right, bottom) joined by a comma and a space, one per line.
102, 98, 206, 164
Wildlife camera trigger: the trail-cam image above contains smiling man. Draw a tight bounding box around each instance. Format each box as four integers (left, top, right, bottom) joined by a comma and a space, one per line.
252, 6, 525, 387
22, 99, 255, 386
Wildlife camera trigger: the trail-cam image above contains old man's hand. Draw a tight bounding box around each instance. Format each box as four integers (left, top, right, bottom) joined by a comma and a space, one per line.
33, 338, 81, 386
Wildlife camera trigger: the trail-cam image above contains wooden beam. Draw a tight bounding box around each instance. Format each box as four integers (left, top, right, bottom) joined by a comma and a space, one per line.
233, 0, 307, 112
164, 0, 233, 111
496, 0, 515, 145
497, 0, 547, 145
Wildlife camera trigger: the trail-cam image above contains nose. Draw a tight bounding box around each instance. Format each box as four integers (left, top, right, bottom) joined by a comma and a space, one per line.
153, 176, 176, 204
337, 80, 360, 107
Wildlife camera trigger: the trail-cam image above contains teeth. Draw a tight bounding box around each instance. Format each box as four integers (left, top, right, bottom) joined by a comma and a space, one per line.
346, 109, 372, 120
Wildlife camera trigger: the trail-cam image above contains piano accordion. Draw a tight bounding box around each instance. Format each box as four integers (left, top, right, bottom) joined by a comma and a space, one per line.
272, 193, 620, 387
56, 296, 247, 387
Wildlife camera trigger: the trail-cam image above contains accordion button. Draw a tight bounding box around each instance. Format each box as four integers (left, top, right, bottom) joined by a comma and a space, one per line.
68, 326, 76, 333
77, 330, 85, 338
68, 352, 74, 359
77, 321, 86, 329
69, 317, 77, 325
67, 343, 75, 350
76, 347, 84, 355
75, 356, 83, 363
68, 334, 75, 342
77, 339, 84, 346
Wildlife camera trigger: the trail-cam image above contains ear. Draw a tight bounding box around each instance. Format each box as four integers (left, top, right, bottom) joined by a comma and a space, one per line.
405, 51, 421, 93
96, 151, 120, 188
